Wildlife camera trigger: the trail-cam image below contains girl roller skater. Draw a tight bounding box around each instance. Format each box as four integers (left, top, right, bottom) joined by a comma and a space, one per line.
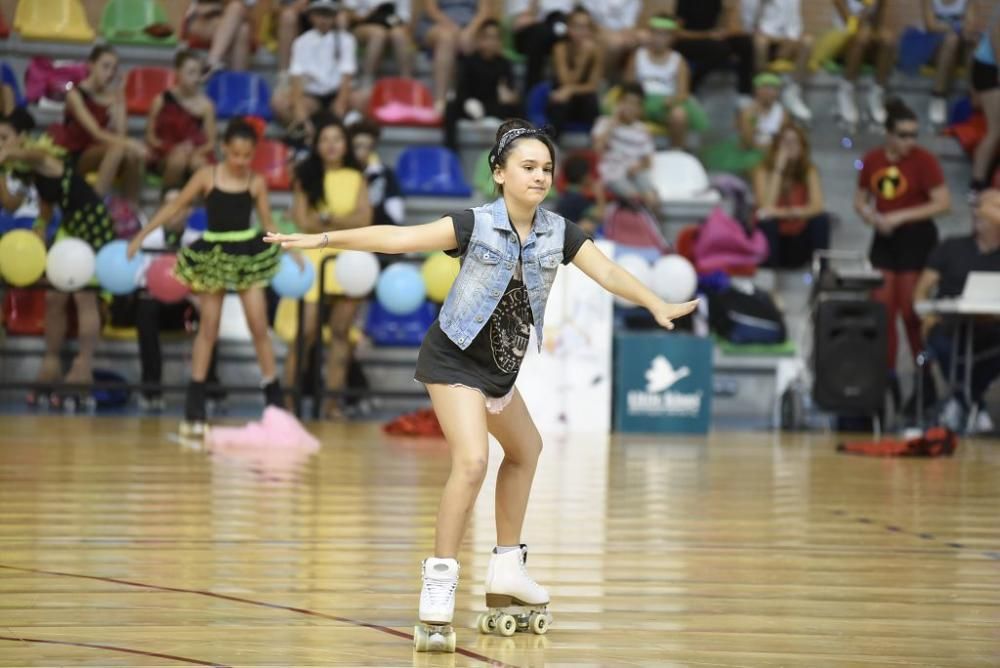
265, 119, 698, 651
129, 119, 286, 438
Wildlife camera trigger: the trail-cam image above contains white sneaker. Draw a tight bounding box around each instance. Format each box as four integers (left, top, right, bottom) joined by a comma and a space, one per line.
485, 545, 549, 607
971, 405, 995, 434
867, 84, 887, 125
939, 397, 965, 432
418, 557, 459, 625
782, 82, 812, 123
837, 81, 858, 126
929, 96, 947, 126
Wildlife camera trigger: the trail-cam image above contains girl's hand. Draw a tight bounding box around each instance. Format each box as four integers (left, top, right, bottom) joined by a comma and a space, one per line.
264, 231, 323, 249
126, 236, 142, 260
650, 299, 700, 330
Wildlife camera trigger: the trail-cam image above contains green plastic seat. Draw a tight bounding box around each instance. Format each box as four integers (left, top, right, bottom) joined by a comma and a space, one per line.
100, 0, 176, 46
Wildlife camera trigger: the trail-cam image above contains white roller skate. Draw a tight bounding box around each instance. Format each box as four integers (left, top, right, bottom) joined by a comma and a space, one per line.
782, 81, 812, 124
928, 95, 947, 128
835, 80, 859, 133
477, 545, 551, 637
414, 557, 459, 653
867, 84, 887, 126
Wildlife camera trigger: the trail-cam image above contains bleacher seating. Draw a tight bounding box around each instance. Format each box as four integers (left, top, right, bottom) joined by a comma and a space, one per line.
369, 77, 441, 127
14, 0, 96, 43
124, 66, 174, 116
250, 139, 293, 191
100, 0, 176, 47
396, 146, 471, 198
206, 71, 272, 120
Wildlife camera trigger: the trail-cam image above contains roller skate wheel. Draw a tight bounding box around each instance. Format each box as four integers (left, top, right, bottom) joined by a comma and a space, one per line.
497, 614, 517, 637
413, 625, 456, 653
477, 613, 496, 634
529, 612, 549, 635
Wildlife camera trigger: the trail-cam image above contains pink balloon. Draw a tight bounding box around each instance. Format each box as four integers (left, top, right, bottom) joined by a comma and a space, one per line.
147, 254, 190, 303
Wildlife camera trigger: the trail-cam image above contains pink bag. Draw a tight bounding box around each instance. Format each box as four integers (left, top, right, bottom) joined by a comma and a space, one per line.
693, 205, 769, 274
601, 203, 670, 253
25, 57, 88, 104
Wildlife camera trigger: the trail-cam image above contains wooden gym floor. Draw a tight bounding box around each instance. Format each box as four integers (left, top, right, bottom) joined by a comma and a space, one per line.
0, 415, 998, 667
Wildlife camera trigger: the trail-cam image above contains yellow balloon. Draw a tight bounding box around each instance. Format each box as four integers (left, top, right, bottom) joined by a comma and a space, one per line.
421, 252, 460, 303
274, 298, 363, 345
0, 229, 47, 287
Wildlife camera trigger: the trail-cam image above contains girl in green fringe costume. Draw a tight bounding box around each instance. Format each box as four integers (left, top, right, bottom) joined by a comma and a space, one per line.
128, 119, 286, 437
0, 108, 116, 410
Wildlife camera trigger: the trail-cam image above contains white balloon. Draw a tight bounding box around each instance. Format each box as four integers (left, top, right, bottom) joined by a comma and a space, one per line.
652, 254, 698, 303
615, 254, 652, 307
334, 250, 381, 298
45, 237, 96, 292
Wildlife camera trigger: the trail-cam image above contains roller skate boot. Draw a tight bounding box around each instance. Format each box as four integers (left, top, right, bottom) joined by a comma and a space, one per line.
179, 381, 207, 445
414, 557, 459, 653
477, 545, 551, 637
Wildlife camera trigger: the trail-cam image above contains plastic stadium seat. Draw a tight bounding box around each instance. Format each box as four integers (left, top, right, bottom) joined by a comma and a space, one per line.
650, 150, 715, 202
251, 139, 292, 191
396, 147, 472, 197
101, 0, 176, 46
125, 67, 175, 116
206, 71, 272, 120
368, 77, 441, 127
365, 300, 438, 347
0, 62, 25, 108
14, 0, 96, 42
0, 9, 10, 38
525, 81, 592, 133
2, 289, 47, 336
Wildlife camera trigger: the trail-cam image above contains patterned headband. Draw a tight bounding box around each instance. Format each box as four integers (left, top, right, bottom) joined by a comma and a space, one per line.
488, 126, 550, 169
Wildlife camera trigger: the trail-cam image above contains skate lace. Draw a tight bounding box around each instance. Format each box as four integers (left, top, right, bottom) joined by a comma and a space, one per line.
518, 555, 542, 589
425, 575, 458, 604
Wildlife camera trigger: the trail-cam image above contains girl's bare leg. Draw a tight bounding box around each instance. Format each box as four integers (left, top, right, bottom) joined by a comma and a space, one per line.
486, 388, 543, 546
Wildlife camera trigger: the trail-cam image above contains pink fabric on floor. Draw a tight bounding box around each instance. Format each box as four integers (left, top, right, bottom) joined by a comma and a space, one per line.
207, 406, 320, 452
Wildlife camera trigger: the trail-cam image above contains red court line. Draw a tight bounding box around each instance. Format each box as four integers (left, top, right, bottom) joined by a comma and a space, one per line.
0, 563, 516, 668
0, 635, 226, 666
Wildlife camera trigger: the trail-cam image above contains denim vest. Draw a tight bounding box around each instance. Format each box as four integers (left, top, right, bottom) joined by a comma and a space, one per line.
439, 198, 567, 352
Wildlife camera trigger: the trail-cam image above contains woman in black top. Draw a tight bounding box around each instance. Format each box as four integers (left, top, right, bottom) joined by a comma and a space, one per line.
673, 0, 754, 97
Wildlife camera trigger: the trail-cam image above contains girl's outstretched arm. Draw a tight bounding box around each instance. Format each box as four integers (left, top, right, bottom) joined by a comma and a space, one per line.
572, 240, 698, 330
264, 216, 459, 255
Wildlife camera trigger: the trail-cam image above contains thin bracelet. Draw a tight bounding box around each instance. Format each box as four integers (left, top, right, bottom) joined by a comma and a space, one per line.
321, 233, 329, 248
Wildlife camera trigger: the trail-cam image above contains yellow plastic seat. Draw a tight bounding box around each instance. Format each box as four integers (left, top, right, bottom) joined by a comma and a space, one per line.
14, 0, 96, 42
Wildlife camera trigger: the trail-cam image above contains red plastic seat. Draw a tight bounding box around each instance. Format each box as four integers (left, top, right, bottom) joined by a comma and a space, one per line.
251, 139, 291, 191
125, 66, 175, 116
0, 9, 10, 38
3, 289, 46, 336
368, 77, 440, 127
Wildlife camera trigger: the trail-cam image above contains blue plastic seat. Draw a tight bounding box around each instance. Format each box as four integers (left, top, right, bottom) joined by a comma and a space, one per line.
206, 71, 272, 121
396, 146, 472, 197
364, 300, 438, 347
1, 61, 26, 108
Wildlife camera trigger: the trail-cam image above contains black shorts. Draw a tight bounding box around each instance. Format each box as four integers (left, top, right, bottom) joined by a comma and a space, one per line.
971, 60, 1000, 92
869, 219, 938, 272
310, 89, 339, 110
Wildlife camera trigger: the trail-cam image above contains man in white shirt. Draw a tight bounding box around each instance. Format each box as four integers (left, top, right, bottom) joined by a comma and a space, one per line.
741, 0, 813, 123
271, 0, 358, 130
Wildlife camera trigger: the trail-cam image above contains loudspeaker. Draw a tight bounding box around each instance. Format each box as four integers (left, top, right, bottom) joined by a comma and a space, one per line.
812, 299, 888, 413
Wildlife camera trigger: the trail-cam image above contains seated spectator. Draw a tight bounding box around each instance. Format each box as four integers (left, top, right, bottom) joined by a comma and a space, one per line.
286, 114, 372, 419
59, 45, 146, 206
704, 72, 785, 174
593, 82, 659, 212
272, 0, 358, 133
556, 153, 602, 234
673, 0, 754, 100
581, 0, 646, 79
274, 0, 309, 78
184, 0, 254, 74
548, 6, 603, 139
742, 0, 813, 123
348, 0, 413, 87
625, 15, 708, 150
508, 0, 573, 96
146, 50, 217, 193
970, 2, 1000, 197
822, 0, 895, 127
415, 0, 499, 113
348, 118, 404, 226
751, 122, 829, 268
914, 189, 1000, 434
896, 0, 978, 126
443, 19, 520, 152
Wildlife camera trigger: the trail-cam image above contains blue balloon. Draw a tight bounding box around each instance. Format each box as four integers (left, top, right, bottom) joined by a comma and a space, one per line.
376, 263, 426, 316
95, 240, 143, 295
271, 253, 316, 299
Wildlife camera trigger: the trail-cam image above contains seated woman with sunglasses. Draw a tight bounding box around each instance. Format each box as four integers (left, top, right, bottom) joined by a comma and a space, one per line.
854, 98, 951, 398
